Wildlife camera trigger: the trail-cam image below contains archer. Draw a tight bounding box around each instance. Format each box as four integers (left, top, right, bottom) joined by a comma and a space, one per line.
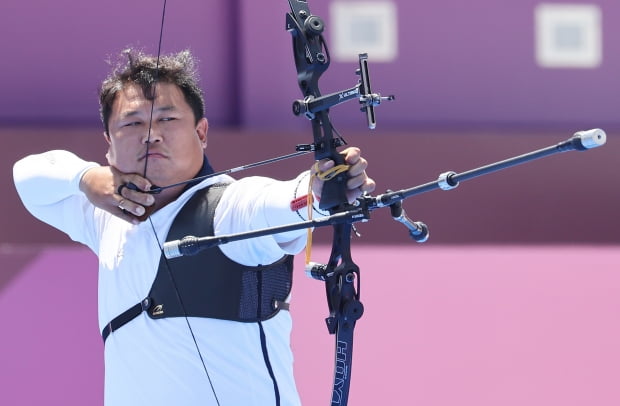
13, 48, 374, 406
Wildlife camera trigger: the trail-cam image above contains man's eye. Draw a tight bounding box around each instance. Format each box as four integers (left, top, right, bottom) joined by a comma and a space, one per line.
160, 117, 176, 122
124, 121, 141, 127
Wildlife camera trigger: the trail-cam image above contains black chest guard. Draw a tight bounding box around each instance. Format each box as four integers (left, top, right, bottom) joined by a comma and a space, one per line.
102, 183, 294, 342
148, 183, 294, 322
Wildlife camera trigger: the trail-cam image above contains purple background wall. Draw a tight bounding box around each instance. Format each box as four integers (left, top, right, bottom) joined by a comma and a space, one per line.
241, 0, 620, 130
0, 0, 239, 125
0, 0, 619, 128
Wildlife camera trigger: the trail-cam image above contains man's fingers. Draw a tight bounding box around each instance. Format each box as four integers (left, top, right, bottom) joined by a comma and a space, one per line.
115, 199, 141, 225
116, 174, 155, 215
347, 157, 368, 177
117, 197, 146, 218
312, 147, 374, 204
314, 159, 335, 174
347, 173, 375, 191
110, 166, 151, 190
342, 147, 361, 165
118, 185, 155, 208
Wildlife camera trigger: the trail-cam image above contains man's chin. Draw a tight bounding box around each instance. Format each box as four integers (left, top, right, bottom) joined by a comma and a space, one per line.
145, 175, 185, 191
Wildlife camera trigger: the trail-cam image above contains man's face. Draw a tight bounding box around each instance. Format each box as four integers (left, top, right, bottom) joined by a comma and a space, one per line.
105, 82, 207, 188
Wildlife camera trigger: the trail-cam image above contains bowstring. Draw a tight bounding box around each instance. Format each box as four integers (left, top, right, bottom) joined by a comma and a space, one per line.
143, 1, 220, 403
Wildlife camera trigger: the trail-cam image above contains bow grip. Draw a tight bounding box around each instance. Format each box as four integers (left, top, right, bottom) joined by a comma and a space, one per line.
317, 152, 349, 211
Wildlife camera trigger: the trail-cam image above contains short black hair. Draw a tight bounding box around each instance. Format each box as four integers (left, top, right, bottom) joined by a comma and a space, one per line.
99, 48, 205, 134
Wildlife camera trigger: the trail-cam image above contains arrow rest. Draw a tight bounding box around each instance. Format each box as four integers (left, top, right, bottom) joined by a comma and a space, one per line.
286, 4, 393, 212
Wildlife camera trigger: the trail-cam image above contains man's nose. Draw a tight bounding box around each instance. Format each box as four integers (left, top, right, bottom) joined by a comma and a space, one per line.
142, 125, 163, 144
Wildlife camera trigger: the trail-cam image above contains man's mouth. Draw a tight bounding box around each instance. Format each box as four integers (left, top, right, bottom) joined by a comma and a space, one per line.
140, 151, 166, 160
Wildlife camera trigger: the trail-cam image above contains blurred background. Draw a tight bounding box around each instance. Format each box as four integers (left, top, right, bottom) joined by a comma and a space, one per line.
1, 1, 618, 405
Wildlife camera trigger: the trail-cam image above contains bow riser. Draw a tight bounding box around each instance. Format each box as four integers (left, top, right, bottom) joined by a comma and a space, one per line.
286, 2, 363, 405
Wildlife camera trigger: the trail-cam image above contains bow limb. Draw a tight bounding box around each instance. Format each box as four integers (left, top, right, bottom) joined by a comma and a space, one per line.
324, 224, 363, 405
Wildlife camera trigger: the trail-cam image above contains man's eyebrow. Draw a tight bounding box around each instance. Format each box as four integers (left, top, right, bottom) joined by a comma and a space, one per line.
119, 105, 175, 120
155, 105, 175, 113
120, 110, 141, 119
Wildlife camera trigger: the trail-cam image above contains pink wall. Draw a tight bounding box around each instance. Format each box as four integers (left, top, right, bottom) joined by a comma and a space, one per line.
0, 246, 102, 404
2, 244, 619, 405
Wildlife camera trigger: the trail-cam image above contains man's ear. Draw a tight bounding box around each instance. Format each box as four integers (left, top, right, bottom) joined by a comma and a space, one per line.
103, 132, 113, 164
196, 118, 208, 148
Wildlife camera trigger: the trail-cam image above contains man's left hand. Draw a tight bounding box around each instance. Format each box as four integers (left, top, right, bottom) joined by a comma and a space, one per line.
311, 147, 376, 204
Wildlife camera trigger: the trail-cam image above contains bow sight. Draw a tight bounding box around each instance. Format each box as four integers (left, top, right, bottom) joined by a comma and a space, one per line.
292, 52, 395, 130
286, 2, 394, 130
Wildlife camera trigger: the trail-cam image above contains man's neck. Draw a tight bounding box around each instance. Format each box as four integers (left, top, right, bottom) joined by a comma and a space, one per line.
152, 184, 187, 212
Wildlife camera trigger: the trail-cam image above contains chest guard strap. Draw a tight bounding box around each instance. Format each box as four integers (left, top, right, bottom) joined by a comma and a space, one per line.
102, 183, 293, 342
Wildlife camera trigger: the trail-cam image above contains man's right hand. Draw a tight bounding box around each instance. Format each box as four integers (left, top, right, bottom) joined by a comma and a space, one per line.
79, 166, 154, 224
